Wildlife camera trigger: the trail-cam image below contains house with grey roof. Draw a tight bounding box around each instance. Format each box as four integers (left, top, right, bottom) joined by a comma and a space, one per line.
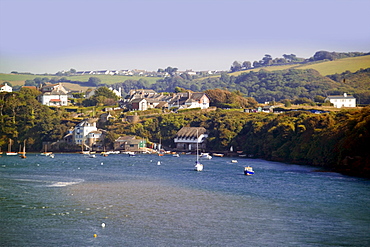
325, 93, 356, 108
114, 136, 146, 151
168, 92, 210, 110
174, 127, 208, 151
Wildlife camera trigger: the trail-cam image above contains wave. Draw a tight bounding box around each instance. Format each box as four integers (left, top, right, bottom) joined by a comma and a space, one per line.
47, 179, 84, 187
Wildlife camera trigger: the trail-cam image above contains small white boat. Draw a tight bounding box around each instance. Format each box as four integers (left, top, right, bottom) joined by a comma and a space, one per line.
6, 152, 18, 156
6, 139, 18, 155
89, 154, 96, 158
157, 161, 161, 165
173, 153, 179, 157
244, 166, 255, 175
194, 161, 203, 171
200, 153, 212, 159
231, 160, 238, 163
128, 152, 136, 157
49, 154, 55, 158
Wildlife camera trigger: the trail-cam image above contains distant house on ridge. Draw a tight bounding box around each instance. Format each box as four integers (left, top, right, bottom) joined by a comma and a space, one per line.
325, 93, 356, 108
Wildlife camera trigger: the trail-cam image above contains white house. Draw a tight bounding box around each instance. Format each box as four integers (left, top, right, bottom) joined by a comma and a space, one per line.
39, 91, 68, 106
0, 82, 12, 92
325, 93, 356, 108
169, 92, 210, 110
73, 118, 98, 146
174, 127, 208, 151
109, 87, 122, 99
39, 83, 69, 106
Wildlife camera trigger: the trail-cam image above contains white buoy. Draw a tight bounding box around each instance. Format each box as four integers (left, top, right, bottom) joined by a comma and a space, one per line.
157, 161, 161, 165
101, 223, 106, 228
101, 162, 104, 165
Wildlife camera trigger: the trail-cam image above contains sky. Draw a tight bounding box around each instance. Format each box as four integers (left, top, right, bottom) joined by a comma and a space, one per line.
0, 0, 369, 74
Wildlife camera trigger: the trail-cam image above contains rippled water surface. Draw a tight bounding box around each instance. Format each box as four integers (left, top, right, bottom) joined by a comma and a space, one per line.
1, 153, 369, 246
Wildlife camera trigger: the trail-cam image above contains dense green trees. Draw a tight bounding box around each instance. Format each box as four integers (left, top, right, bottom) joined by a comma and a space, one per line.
205, 89, 258, 108
82, 86, 119, 107
0, 90, 68, 151
113, 107, 370, 177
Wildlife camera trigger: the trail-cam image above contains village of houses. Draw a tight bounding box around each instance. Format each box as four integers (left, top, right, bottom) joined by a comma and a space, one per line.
0, 81, 357, 155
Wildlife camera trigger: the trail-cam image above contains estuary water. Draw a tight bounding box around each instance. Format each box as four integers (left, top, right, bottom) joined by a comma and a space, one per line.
0, 153, 369, 247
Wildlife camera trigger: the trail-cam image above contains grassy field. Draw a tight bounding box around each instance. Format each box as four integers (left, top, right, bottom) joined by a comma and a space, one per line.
2, 55, 370, 86
225, 55, 370, 77
0, 73, 161, 87
293, 55, 370, 75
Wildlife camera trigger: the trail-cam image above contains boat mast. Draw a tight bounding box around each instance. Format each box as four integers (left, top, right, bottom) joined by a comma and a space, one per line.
196, 129, 199, 163
8, 138, 12, 152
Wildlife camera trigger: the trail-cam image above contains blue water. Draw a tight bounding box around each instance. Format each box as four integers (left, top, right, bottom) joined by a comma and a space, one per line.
0, 153, 369, 247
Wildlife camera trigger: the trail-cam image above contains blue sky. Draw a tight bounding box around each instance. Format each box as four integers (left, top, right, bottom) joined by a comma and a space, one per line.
0, 0, 369, 74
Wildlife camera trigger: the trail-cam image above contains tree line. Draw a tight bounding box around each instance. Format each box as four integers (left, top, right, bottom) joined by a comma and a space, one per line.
113, 107, 370, 178
1, 88, 369, 177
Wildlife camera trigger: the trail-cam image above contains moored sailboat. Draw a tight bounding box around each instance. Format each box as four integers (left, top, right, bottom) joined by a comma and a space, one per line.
194, 130, 203, 171
6, 139, 18, 156
20, 140, 26, 159
40, 144, 52, 156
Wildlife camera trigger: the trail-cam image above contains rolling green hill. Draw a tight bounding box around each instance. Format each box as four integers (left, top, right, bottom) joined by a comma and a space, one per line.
0, 73, 161, 87
228, 55, 370, 77
293, 55, 370, 76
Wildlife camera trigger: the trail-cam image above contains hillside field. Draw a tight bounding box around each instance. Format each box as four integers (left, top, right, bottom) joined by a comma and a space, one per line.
228, 55, 370, 77
1, 55, 370, 87
0, 73, 161, 87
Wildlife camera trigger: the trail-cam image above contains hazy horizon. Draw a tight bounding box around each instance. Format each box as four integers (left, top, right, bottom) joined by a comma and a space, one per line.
1, 0, 369, 74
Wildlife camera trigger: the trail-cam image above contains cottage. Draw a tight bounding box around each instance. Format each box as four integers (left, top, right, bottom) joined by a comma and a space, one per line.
169, 92, 210, 110
39, 83, 69, 106
325, 93, 356, 108
0, 82, 12, 92
130, 98, 148, 111
174, 127, 208, 151
114, 136, 146, 151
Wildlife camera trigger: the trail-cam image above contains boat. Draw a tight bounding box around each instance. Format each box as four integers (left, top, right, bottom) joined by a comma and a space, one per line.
173, 153, 179, 157
194, 130, 203, 171
157, 161, 161, 165
157, 138, 164, 156
20, 140, 26, 159
40, 144, 52, 156
231, 160, 238, 163
200, 153, 212, 159
101, 146, 109, 156
244, 166, 255, 175
6, 139, 18, 156
89, 154, 96, 158
213, 153, 224, 157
